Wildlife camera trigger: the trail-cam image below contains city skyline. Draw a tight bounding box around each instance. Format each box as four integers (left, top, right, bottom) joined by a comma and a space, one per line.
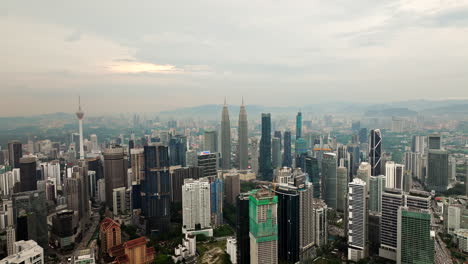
3, 1, 468, 115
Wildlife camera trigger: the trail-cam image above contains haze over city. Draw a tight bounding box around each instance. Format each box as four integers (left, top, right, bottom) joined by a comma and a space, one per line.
3, 0, 468, 116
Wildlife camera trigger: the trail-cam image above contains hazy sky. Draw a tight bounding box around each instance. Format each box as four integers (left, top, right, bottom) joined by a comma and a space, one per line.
2, 0, 468, 116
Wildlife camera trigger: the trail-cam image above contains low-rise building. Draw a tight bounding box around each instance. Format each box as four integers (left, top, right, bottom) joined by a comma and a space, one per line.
0, 240, 43, 264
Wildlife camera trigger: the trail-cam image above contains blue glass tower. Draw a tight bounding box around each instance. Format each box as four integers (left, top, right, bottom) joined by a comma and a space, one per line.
259, 113, 273, 181
296, 112, 302, 139
282, 131, 292, 167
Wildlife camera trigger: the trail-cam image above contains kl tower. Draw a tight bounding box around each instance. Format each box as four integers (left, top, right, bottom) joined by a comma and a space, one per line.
76, 96, 85, 160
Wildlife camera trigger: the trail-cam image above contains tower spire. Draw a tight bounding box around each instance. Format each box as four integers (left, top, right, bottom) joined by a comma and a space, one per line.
224, 96, 227, 106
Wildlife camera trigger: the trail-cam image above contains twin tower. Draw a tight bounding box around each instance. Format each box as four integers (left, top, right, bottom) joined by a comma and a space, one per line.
221, 98, 248, 170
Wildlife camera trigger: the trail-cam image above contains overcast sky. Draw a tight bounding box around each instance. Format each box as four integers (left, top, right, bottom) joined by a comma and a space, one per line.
2, 0, 468, 116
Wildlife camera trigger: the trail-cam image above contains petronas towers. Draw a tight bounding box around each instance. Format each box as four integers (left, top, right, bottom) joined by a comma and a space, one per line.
220, 98, 248, 170
238, 98, 248, 170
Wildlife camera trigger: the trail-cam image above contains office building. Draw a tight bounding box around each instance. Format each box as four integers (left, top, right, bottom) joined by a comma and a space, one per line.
182, 178, 211, 232
385, 161, 404, 190
347, 178, 367, 261
276, 184, 300, 263
12, 191, 48, 250
369, 129, 382, 176
250, 138, 259, 175
221, 100, 232, 170
259, 113, 273, 181
211, 178, 223, 227
249, 189, 278, 264
103, 147, 128, 208
356, 162, 371, 187
18, 156, 37, 192
428, 134, 441, 150
0, 240, 43, 264
169, 136, 187, 167
282, 131, 292, 168
397, 208, 434, 264
113, 187, 132, 216
336, 162, 348, 213
225, 171, 240, 206
197, 152, 218, 178
141, 145, 171, 234
427, 149, 449, 192
236, 193, 250, 264
170, 166, 203, 203
305, 156, 320, 198
369, 175, 386, 213
296, 112, 302, 139
411, 135, 425, 153
8, 140, 22, 169
185, 150, 198, 167
312, 198, 328, 247
51, 210, 75, 249
238, 99, 249, 170
322, 153, 337, 209
379, 189, 404, 261
204, 131, 218, 154
271, 137, 281, 169
130, 148, 144, 184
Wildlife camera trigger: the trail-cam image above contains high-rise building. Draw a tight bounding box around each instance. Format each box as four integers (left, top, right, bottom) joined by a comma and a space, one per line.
249, 189, 278, 264
356, 162, 371, 187
396, 208, 434, 264
103, 147, 127, 208
296, 112, 302, 139
225, 171, 240, 206
427, 149, 449, 192
170, 167, 203, 203
305, 156, 320, 198
90, 134, 98, 153
322, 153, 337, 209
182, 178, 211, 232
250, 138, 259, 175
347, 178, 368, 262
76, 96, 85, 159
204, 131, 218, 153
236, 193, 250, 264
198, 152, 218, 178
18, 156, 37, 192
311, 198, 328, 247
369, 129, 382, 176
369, 175, 386, 213
428, 134, 441, 150
411, 135, 425, 153
259, 113, 272, 181
112, 187, 132, 216
276, 185, 300, 263
271, 137, 281, 169
169, 136, 187, 166
211, 178, 223, 227
379, 189, 404, 261
12, 190, 48, 250
221, 100, 232, 170
8, 141, 22, 169
385, 161, 404, 190
130, 148, 144, 184
142, 144, 171, 234
99, 217, 121, 254
238, 99, 249, 170
185, 150, 198, 167
336, 162, 348, 213
282, 131, 292, 168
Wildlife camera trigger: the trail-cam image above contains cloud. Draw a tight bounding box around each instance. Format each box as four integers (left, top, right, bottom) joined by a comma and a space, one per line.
108, 62, 179, 74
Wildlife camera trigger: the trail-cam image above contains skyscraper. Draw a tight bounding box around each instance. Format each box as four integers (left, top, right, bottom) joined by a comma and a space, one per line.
103, 147, 127, 208
204, 131, 218, 153
282, 131, 292, 168
427, 149, 449, 192
380, 188, 404, 261
142, 144, 171, 234
76, 96, 85, 160
182, 178, 211, 232
336, 162, 348, 213
305, 156, 320, 198
18, 156, 37, 192
210, 178, 223, 227
369, 175, 386, 213
348, 178, 367, 262
251, 138, 259, 175
428, 134, 441, 150
224, 171, 240, 206
385, 161, 405, 190
322, 153, 337, 209
249, 189, 278, 264
238, 98, 249, 170
296, 112, 302, 139
397, 208, 434, 264
356, 162, 371, 187
197, 152, 218, 178
271, 137, 281, 169
411, 135, 425, 153
369, 129, 382, 176
259, 113, 272, 181
221, 99, 232, 170
236, 193, 250, 264
8, 140, 22, 169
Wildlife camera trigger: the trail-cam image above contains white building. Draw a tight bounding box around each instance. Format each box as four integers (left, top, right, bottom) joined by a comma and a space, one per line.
90, 134, 99, 153
385, 161, 404, 190
274, 167, 292, 184
226, 237, 237, 264
454, 229, 468, 253
348, 178, 368, 262
172, 234, 197, 263
0, 240, 44, 264
112, 187, 131, 216
72, 249, 95, 264
356, 162, 371, 187
446, 205, 461, 234
182, 178, 211, 232
97, 179, 106, 203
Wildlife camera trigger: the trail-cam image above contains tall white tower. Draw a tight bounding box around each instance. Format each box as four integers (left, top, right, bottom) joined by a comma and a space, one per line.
76, 96, 85, 160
